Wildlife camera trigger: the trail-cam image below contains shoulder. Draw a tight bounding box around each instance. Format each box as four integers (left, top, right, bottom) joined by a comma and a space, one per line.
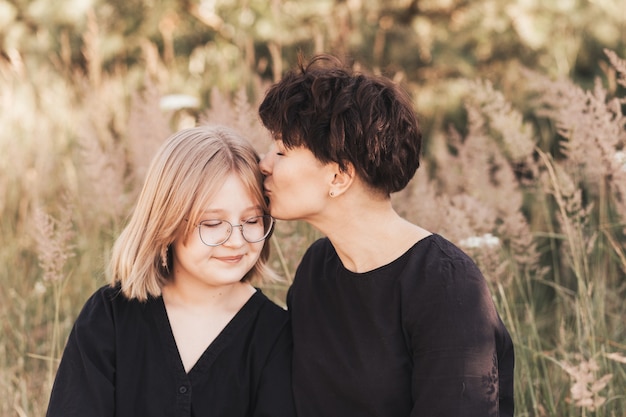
297, 237, 337, 272
84, 283, 142, 310
401, 236, 504, 337
74, 284, 147, 328
245, 291, 292, 354
414, 234, 472, 261
301, 237, 334, 261
291, 238, 336, 291
400, 234, 493, 306
251, 290, 290, 327
63, 286, 129, 355
407, 234, 482, 279
77, 285, 119, 317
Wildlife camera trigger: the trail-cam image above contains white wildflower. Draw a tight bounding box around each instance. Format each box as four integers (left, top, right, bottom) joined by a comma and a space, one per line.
159, 94, 200, 111
460, 233, 501, 249
614, 150, 626, 172
33, 281, 47, 296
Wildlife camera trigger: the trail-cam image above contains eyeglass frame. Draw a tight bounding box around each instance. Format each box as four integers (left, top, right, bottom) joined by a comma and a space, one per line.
194, 214, 275, 247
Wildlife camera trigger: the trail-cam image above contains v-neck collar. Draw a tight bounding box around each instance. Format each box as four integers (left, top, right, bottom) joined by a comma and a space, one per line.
153, 289, 266, 381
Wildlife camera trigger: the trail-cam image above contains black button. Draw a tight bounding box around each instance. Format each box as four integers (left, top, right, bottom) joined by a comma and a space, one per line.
179, 385, 188, 394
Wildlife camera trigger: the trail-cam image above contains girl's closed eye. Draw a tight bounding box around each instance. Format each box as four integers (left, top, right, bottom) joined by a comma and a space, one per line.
201, 220, 223, 228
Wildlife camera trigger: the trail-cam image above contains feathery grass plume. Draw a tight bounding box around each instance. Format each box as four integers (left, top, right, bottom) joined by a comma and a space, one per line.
466, 79, 537, 174
393, 159, 443, 232
604, 351, 626, 364
233, 87, 275, 151
497, 210, 544, 279
557, 355, 613, 412
539, 154, 594, 279
447, 96, 531, 220
31, 205, 76, 284
0, 52, 76, 215
524, 66, 626, 192
72, 64, 134, 227
201, 88, 236, 126
127, 79, 174, 187
75, 118, 129, 225
82, 8, 102, 88
441, 194, 507, 284
74, 9, 130, 170
600, 50, 626, 235
31, 202, 76, 393
604, 49, 626, 89
418, 112, 499, 242
141, 40, 170, 87
448, 87, 541, 283
199, 86, 274, 154
538, 153, 596, 302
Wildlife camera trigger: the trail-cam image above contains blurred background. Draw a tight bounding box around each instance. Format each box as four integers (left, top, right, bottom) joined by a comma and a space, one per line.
1, 0, 625, 415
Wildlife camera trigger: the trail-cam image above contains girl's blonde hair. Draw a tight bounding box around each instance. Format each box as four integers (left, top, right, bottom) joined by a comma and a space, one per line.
109, 125, 276, 301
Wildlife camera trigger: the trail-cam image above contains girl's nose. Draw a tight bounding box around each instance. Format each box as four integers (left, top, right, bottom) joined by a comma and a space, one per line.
221, 224, 246, 248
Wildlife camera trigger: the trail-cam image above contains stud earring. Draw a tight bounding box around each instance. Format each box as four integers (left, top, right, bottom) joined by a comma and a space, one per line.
329, 191, 335, 197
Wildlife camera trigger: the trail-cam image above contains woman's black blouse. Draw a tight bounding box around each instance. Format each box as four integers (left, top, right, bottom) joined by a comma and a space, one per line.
288, 234, 515, 417
46, 285, 295, 417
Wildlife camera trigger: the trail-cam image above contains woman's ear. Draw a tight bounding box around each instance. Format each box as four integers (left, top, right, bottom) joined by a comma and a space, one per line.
328, 162, 355, 197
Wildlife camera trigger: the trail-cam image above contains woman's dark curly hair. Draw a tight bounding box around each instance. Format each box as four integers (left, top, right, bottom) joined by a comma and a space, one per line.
258, 54, 422, 195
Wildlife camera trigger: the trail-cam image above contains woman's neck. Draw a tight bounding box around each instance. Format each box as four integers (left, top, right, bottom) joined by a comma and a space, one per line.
317, 199, 431, 273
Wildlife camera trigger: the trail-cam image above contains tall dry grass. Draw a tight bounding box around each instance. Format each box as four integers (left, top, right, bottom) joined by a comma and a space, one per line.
0, 16, 625, 417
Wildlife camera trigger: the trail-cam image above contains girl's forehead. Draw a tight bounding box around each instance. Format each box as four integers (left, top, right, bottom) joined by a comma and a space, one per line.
196, 182, 263, 212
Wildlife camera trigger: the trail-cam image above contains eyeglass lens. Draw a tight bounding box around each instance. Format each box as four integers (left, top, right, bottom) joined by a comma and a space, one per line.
198, 215, 273, 246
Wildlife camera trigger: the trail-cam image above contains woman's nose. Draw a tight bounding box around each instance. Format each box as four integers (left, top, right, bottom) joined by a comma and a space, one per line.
259, 151, 273, 175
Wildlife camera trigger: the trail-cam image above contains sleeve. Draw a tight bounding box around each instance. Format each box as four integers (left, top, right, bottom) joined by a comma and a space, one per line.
403, 256, 509, 417
46, 287, 116, 417
252, 319, 296, 417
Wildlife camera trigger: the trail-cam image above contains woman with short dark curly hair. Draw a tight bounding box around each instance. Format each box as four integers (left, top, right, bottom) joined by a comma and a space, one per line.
259, 54, 514, 417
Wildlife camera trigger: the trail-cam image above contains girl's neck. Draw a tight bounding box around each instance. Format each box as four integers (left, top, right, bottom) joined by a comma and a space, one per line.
162, 280, 256, 313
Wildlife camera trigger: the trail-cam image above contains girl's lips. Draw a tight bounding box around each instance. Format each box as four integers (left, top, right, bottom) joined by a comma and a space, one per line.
216, 255, 244, 263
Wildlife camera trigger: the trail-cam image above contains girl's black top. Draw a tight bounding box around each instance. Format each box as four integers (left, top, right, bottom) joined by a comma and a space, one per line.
46, 285, 295, 417
288, 234, 515, 417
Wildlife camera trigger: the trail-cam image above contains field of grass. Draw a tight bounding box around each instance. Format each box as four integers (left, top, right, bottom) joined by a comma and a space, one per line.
1, 31, 625, 417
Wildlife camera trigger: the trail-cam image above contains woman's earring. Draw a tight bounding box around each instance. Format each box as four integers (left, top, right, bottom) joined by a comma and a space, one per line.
329, 191, 335, 197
